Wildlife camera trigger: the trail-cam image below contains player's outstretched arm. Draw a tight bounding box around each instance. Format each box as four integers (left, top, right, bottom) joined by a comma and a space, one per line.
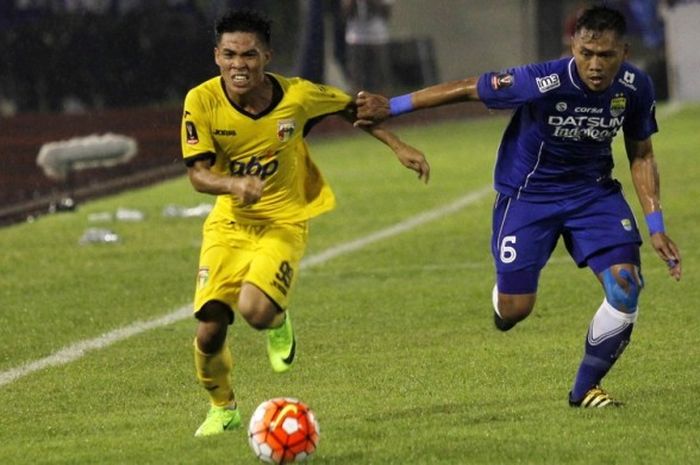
369, 125, 431, 184
625, 136, 681, 281
354, 77, 481, 127
187, 158, 264, 206
339, 107, 430, 183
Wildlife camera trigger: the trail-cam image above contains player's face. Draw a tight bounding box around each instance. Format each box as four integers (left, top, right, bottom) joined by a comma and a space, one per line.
571, 28, 628, 92
215, 31, 271, 98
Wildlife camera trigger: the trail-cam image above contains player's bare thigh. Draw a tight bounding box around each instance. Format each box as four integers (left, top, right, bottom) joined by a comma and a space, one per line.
497, 292, 536, 322
238, 282, 283, 329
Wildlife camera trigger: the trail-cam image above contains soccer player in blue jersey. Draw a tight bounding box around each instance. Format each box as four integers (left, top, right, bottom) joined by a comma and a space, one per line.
355, 5, 681, 407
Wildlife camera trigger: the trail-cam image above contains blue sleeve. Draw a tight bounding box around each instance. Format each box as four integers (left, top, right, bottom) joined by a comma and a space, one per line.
623, 74, 658, 141
477, 62, 555, 109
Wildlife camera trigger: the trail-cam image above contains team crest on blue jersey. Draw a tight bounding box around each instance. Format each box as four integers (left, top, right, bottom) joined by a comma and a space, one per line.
621, 218, 633, 231
610, 94, 627, 117
277, 119, 296, 142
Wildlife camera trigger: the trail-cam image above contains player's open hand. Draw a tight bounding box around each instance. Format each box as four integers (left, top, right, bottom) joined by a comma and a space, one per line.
394, 142, 430, 184
228, 175, 265, 206
650, 232, 682, 281
354, 91, 391, 127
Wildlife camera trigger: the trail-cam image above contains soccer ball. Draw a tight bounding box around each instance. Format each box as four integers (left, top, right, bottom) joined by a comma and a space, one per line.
248, 397, 320, 464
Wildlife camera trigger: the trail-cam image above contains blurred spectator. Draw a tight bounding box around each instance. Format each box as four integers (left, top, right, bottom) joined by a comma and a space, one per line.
297, 0, 347, 87
561, 2, 587, 56
342, 0, 393, 94
627, 0, 664, 48
0, 1, 212, 113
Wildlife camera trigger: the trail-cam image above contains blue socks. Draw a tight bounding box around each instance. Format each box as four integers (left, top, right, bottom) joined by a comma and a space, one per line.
571, 299, 637, 401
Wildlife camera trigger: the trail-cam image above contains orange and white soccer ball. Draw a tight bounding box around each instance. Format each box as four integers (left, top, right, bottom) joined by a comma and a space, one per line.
248, 397, 320, 464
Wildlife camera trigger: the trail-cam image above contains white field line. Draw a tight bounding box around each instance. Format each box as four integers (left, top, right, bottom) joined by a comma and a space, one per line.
2, 104, 686, 389
0, 186, 492, 388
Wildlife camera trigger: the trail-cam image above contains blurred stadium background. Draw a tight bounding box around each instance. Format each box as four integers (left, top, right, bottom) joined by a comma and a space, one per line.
1, 0, 698, 226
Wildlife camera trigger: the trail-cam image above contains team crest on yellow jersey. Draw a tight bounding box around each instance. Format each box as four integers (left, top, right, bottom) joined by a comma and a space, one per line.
610, 94, 626, 117
277, 119, 296, 142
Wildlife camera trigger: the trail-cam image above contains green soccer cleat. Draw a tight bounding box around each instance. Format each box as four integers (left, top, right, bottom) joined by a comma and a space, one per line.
266, 313, 296, 373
194, 405, 242, 437
569, 385, 623, 408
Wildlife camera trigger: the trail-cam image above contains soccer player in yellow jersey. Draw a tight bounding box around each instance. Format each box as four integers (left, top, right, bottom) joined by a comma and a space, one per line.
182, 9, 430, 437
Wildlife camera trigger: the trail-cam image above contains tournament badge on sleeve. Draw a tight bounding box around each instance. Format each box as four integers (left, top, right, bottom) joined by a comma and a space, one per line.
186, 121, 199, 145
197, 266, 209, 290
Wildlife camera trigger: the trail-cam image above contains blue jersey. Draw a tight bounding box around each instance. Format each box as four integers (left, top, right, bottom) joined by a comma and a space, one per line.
477, 57, 658, 202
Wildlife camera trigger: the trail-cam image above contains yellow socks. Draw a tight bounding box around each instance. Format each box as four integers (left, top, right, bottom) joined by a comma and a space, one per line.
193, 338, 235, 407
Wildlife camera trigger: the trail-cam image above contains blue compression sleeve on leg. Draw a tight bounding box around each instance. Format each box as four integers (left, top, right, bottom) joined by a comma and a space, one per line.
602, 268, 641, 312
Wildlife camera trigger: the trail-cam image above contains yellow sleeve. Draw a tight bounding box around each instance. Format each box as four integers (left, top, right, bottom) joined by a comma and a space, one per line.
181, 87, 215, 165
299, 80, 353, 120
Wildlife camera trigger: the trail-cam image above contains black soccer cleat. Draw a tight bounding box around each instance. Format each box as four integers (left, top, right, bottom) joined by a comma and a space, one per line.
569, 385, 623, 408
493, 311, 516, 332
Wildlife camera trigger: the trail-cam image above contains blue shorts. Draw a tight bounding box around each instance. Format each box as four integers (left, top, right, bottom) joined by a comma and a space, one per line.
492, 187, 642, 294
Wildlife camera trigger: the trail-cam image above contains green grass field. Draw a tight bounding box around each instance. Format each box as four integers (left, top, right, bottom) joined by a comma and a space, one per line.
1, 105, 699, 464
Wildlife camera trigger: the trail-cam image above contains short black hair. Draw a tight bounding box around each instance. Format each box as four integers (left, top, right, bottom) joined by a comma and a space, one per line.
214, 9, 272, 46
575, 5, 627, 37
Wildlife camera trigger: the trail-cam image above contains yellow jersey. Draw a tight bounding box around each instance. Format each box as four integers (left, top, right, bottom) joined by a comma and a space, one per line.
181, 73, 352, 224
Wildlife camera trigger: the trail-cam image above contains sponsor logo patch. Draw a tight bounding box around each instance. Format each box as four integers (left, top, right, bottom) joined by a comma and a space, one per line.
213, 129, 237, 136
314, 84, 336, 97
618, 70, 637, 90
185, 121, 199, 145
548, 114, 625, 141
229, 153, 279, 180
574, 107, 603, 114
556, 102, 568, 112
491, 73, 514, 90
536, 74, 560, 93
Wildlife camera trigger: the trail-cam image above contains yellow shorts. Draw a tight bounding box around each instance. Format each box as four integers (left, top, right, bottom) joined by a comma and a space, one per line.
193, 216, 308, 318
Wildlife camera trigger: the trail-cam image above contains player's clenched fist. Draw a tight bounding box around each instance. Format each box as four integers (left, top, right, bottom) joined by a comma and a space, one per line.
354, 91, 391, 127
228, 175, 264, 206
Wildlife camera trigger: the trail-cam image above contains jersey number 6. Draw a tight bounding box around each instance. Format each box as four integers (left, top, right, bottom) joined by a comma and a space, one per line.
500, 235, 517, 264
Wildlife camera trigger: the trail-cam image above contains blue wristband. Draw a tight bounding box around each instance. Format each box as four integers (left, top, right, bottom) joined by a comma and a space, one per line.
645, 211, 665, 235
389, 94, 414, 116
